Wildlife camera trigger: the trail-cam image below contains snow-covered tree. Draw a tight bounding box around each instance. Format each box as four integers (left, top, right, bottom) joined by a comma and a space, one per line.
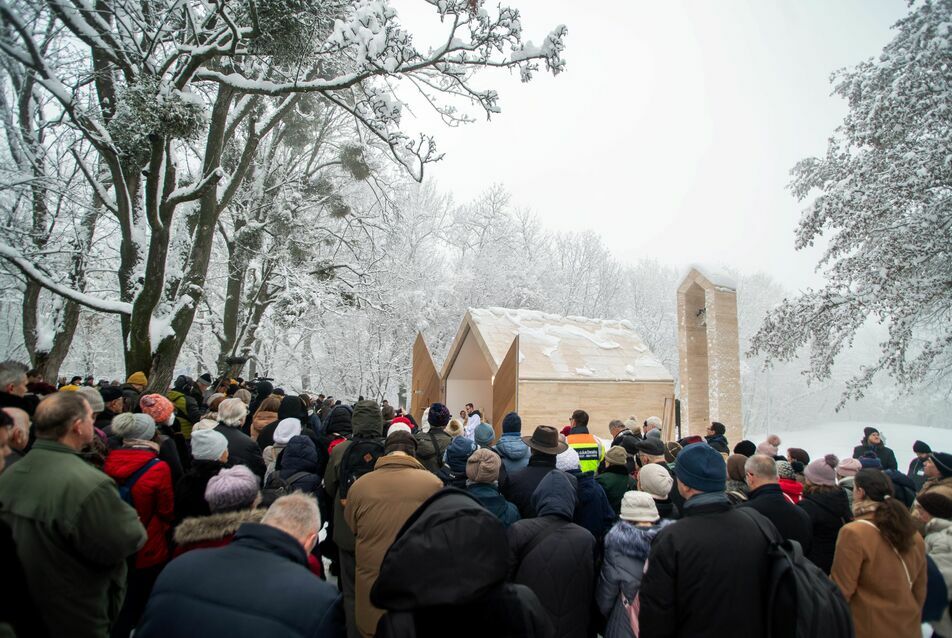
749, 0, 952, 404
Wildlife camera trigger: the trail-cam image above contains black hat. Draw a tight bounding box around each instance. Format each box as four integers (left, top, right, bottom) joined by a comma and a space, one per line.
913, 440, 932, 454
863, 427, 880, 440
99, 386, 123, 402
733, 440, 756, 457
917, 491, 952, 520
197, 372, 212, 384
522, 426, 568, 455
635, 438, 666, 457
930, 452, 952, 478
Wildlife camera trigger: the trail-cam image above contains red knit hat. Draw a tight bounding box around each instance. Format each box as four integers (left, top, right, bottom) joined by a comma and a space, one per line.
140, 394, 174, 425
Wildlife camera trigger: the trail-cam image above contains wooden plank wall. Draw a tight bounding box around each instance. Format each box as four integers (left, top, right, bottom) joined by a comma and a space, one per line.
410, 333, 442, 424
491, 336, 520, 438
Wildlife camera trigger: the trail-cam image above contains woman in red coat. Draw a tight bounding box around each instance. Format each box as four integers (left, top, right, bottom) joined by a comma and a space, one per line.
104, 412, 174, 638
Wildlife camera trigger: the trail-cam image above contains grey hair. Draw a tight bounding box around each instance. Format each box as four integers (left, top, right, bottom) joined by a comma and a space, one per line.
262, 493, 321, 540
217, 398, 248, 426
645, 416, 662, 429
608, 419, 625, 432
745, 454, 778, 480
0, 361, 28, 389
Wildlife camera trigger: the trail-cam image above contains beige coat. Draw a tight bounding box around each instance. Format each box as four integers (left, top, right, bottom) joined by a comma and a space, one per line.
344, 454, 442, 637
831, 511, 927, 638
249, 410, 277, 441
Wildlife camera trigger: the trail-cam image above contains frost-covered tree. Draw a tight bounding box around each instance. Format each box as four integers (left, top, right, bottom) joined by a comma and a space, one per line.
749, 0, 952, 404
0, 0, 567, 390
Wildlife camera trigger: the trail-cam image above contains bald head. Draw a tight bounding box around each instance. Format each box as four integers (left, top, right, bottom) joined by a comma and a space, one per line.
745, 454, 778, 490
261, 493, 321, 553
34, 393, 93, 447
2, 407, 29, 451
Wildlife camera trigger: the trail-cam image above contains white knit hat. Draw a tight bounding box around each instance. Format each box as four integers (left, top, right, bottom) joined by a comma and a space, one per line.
387, 422, 412, 437
273, 418, 302, 445
638, 463, 674, 500
619, 491, 660, 523
111, 412, 155, 441
556, 446, 580, 472
190, 429, 228, 462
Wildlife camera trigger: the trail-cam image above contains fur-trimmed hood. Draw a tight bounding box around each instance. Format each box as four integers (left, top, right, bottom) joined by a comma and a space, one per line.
173, 508, 265, 545
604, 518, 673, 562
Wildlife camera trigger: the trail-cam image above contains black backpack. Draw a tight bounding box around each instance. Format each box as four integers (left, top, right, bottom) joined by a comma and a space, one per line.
260, 471, 312, 507
338, 437, 385, 502
737, 508, 854, 638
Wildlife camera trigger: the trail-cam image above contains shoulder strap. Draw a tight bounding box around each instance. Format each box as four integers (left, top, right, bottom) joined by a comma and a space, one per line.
124, 457, 160, 488
856, 519, 913, 588
285, 471, 311, 487
736, 506, 783, 545
426, 430, 443, 461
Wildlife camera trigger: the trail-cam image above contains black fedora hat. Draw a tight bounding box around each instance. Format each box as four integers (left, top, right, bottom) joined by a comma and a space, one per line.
522, 425, 569, 455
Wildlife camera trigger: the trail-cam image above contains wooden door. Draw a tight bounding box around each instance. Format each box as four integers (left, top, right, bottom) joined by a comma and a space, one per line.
492, 336, 519, 439
411, 333, 442, 424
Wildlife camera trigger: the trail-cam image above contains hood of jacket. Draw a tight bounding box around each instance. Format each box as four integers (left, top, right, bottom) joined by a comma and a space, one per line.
325, 405, 354, 436
371, 489, 508, 611
605, 519, 673, 562
173, 508, 266, 545
495, 435, 529, 461
351, 399, 383, 437
277, 395, 307, 421
279, 435, 319, 475
531, 470, 578, 520
103, 447, 159, 481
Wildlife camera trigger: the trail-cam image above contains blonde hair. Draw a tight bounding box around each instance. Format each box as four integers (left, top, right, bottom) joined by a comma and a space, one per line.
446, 417, 464, 438
217, 398, 248, 427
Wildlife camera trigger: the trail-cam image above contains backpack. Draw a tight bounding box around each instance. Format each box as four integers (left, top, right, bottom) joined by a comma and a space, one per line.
260, 471, 312, 507
118, 458, 160, 507
737, 508, 853, 638
338, 437, 385, 503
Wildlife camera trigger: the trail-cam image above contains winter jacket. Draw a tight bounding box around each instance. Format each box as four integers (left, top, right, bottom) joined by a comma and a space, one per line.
830, 510, 927, 638
154, 424, 187, 482
345, 454, 443, 638
0, 517, 46, 638
249, 409, 278, 442
739, 483, 812, 555
567, 425, 603, 474
137, 523, 344, 638
884, 469, 918, 508
414, 426, 453, 473
371, 489, 553, 638
172, 508, 266, 556
467, 482, 521, 527
839, 476, 856, 508
704, 433, 730, 454
323, 400, 385, 553
324, 404, 355, 437
595, 466, 637, 518
257, 395, 310, 450
0, 439, 147, 638
276, 435, 322, 495
798, 488, 852, 574
166, 389, 201, 439
503, 452, 559, 518
103, 447, 175, 569
778, 477, 804, 504
597, 520, 672, 638
639, 493, 772, 638
436, 466, 468, 489
94, 408, 118, 432
921, 475, 952, 496
568, 468, 616, 542
214, 423, 266, 479
924, 517, 952, 637
173, 459, 225, 523
851, 441, 898, 471
908, 456, 929, 492
508, 470, 596, 638
495, 432, 531, 473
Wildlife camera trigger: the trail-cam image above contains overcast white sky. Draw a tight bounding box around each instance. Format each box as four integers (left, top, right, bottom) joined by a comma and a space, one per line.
392, 0, 908, 289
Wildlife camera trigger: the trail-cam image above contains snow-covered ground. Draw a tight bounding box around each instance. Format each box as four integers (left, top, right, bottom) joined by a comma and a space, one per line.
759, 421, 952, 471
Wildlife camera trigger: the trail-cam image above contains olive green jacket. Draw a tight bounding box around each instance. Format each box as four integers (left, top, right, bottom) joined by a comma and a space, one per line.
0, 440, 147, 638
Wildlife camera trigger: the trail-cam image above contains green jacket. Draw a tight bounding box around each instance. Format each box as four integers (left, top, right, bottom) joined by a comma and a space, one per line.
414, 427, 452, 473
595, 468, 638, 518
0, 440, 147, 638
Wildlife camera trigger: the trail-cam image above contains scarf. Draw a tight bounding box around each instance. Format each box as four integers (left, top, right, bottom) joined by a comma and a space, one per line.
124, 439, 161, 453
852, 498, 879, 519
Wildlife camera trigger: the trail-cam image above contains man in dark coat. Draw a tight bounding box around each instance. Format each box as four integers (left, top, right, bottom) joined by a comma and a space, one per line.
95, 386, 125, 432
907, 440, 932, 492
508, 470, 595, 638
639, 443, 772, 638
704, 421, 730, 454
372, 489, 551, 637
851, 426, 898, 471
739, 454, 813, 553
137, 493, 343, 638
502, 425, 568, 518
0, 361, 36, 416
414, 402, 453, 473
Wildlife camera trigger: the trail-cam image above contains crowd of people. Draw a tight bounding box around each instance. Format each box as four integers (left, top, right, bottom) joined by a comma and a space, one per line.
1, 359, 951, 638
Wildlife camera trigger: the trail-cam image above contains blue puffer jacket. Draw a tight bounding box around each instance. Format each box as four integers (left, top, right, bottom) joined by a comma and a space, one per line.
467, 483, 521, 527
568, 469, 615, 542
495, 434, 530, 473
277, 435, 321, 495
596, 520, 673, 637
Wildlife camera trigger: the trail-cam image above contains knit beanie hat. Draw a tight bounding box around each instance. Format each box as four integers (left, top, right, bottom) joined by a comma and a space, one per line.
100, 386, 123, 403
233, 388, 251, 405
192, 418, 218, 433
931, 452, 952, 478
804, 454, 839, 486
757, 434, 781, 458
913, 440, 932, 454
917, 490, 952, 520
787, 448, 811, 465
385, 430, 418, 456
727, 454, 748, 482
76, 386, 105, 413
502, 412, 522, 434
556, 446, 581, 472
274, 418, 302, 446
204, 465, 259, 512
646, 429, 662, 441
733, 440, 756, 457
140, 394, 174, 425
427, 403, 451, 428
445, 436, 477, 473
776, 460, 796, 480
638, 463, 674, 499
863, 427, 880, 440
675, 443, 726, 493
466, 448, 501, 484
619, 491, 660, 523
605, 446, 628, 467
111, 412, 155, 441
474, 422, 495, 448
191, 428, 229, 462
859, 454, 883, 470
836, 457, 862, 478
126, 371, 148, 386
386, 422, 413, 437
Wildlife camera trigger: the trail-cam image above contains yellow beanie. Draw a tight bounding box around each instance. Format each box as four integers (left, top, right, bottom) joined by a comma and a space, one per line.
59, 384, 80, 392
126, 371, 148, 386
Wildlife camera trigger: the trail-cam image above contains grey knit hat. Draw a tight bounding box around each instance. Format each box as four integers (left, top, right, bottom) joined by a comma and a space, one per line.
76, 386, 105, 413
111, 412, 155, 441
190, 429, 229, 462
204, 465, 259, 512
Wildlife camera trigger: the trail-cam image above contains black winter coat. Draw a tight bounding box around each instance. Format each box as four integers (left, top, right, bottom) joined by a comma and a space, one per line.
277, 435, 322, 495
567, 469, 615, 542
851, 441, 898, 471
371, 489, 552, 638
639, 495, 772, 638
137, 523, 343, 638
214, 424, 266, 479
503, 453, 558, 518
739, 483, 812, 554
797, 488, 852, 574
174, 460, 225, 523
257, 396, 310, 451
508, 471, 596, 638
908, 456, 928, 492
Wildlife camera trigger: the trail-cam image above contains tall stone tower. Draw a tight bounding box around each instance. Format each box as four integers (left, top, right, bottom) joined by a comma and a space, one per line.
677, 266, 743, 445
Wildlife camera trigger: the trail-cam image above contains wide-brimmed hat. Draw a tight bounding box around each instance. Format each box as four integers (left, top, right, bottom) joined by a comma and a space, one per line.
522, 425, 568, 455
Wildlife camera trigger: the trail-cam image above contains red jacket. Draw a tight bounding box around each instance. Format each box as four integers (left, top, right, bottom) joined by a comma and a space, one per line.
779, 477, 804, 504
104, 448, 174, 568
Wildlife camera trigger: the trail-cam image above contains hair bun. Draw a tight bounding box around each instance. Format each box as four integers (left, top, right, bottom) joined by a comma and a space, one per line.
824, 454, 839, 468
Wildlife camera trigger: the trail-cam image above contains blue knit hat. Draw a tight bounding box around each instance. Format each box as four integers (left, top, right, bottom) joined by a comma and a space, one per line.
502, 412, 522, 434
675, 443, 726, 493
474, 422, 495, 448
445, 436, 477, 473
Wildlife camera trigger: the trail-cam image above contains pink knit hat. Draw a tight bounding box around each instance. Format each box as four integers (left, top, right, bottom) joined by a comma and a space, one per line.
804, 455, 839, 486
139, 394, 175, 425
835, 457, 862, 478
205, 465, 260, 512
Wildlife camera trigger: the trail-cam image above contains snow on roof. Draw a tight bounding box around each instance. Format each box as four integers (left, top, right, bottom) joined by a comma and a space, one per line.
681, 263, 737, 291
457, 307, 674, 382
